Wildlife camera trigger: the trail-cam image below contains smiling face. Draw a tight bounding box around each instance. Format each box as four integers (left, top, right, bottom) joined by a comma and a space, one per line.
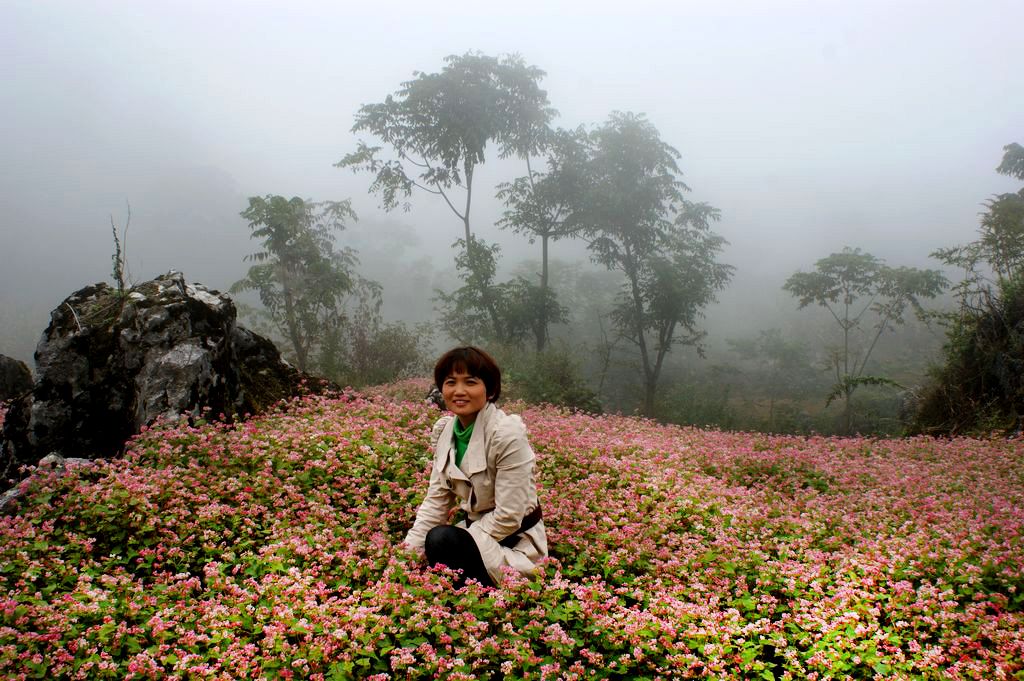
441, 370, 490, 426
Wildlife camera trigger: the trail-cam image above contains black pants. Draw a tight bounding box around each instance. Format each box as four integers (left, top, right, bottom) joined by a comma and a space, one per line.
424, 525, 495, 588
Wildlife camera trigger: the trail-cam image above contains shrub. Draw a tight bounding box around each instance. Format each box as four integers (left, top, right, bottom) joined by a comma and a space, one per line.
499, 344, 602, 413
653, 374, 736, 429
913, 274, 1024, 435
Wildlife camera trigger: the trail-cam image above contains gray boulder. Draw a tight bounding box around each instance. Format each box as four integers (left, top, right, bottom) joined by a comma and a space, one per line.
1, 271, 331, 487
0, 355, 32, 401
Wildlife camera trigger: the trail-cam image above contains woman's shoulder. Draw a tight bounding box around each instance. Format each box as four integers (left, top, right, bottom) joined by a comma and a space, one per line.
432, 414, 455, 430
485, 405, 527, 441
429, 414, 455, 447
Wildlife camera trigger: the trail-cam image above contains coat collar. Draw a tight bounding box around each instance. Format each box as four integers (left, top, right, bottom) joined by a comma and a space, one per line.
438, 402, 496, 479
460, 402, 495, 476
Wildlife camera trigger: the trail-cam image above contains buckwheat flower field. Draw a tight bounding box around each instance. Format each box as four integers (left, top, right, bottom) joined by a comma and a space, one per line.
1, 388, 1022, 679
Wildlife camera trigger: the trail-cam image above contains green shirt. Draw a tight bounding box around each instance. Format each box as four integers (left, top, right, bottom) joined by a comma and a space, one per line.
452, 418, 474, 468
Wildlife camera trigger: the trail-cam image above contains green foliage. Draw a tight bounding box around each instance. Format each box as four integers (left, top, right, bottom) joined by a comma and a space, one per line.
497, 127, 590, 241
651, 364, 739, 429
338, 52, 554, 212
499, 343, 602, 412
997, 142, 1024, 180
434, 238, 570, 348
930, 142, 1024, 344
918, 143, 1024, 435
321, 282, 431, 388
913, 274, 1024, 434
339, 52, 558, 345
230, 195, 357, 372
824, 375, 904, 407
499, 276, 569, 349
783, 247, 946, 433
497, 127, 590, 350
784, 247, 883, 312
934, 142, 1024, 287
727, 329, 819, 432
433, 237, 506, 344
574, 112, 733, 415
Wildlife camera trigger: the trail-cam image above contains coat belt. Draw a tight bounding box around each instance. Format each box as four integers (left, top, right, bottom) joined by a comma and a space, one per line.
467, 504, 543, 548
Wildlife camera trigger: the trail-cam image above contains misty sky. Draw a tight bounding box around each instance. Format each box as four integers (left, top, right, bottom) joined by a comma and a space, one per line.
1, 0, 1021, 364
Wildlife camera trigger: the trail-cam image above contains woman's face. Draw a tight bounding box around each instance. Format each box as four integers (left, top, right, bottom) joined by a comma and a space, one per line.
442, 370, 489, 425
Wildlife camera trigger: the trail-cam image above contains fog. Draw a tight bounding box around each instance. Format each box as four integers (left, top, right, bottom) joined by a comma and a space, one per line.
2, 0, 1021, 368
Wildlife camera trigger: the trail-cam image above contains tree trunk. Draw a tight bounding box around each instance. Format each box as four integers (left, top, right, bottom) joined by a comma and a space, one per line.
460, 165, 503, 341
536, 234, 549, 353
643, 380, 657, 417
483, 287, 503, 340
843, 386, 853, 435
463, 164, 474, 245
625, 260, 656, 417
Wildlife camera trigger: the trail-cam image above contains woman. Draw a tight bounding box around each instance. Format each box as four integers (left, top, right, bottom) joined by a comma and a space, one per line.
403, 347, 546, 587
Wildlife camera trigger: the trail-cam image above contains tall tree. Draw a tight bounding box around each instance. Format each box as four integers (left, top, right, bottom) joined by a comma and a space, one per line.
497, 126, 590, 351
577, 112, 733, 416
915, 142, 1024, 434
337, 52, 556, 338
934, 142, 1024, 299
230, 196, 357, 372
783, 247, 946, 433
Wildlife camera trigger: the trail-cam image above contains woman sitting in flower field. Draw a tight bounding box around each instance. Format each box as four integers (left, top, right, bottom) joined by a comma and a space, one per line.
402, 346, 547, 588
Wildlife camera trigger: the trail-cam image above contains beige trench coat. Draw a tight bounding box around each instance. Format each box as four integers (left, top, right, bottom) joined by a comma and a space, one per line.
403, 402, 547, 584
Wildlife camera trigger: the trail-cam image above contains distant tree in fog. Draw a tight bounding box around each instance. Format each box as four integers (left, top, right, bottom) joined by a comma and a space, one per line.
498, 126, 590, 351
319, 281, 430, 388
575, 112, 733, 416
230, 195, 357, 372
337, 52, 555, 338
784, 247, 946, 433
915, 142, 1024, 435
933, 142, 1024, 302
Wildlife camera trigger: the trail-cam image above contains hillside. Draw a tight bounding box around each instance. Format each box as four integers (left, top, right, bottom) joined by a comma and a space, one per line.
1, 387, 1022, 679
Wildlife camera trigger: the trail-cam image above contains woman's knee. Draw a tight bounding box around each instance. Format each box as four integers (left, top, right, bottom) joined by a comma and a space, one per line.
423, 524, 493, 587
424, 525, 468, 562
425, 525, 462, 549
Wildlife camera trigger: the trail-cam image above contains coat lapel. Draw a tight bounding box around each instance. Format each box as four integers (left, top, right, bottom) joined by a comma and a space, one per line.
459, 402, 493, 477
435, 417, 470, 482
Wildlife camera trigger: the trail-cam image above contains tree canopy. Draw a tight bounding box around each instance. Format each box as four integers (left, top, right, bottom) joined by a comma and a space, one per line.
497, 126, 590, 350
915, 142, 1024, 434
575, 112, 733, 415
934, 142, 1024, 288
338, 52, 557, 341
784, 247, 946, 433
337, 51, 555, 244
230, 195, 357, 373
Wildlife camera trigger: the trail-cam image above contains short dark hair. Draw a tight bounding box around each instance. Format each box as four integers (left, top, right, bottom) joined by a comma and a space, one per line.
434, 346, 501, 402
